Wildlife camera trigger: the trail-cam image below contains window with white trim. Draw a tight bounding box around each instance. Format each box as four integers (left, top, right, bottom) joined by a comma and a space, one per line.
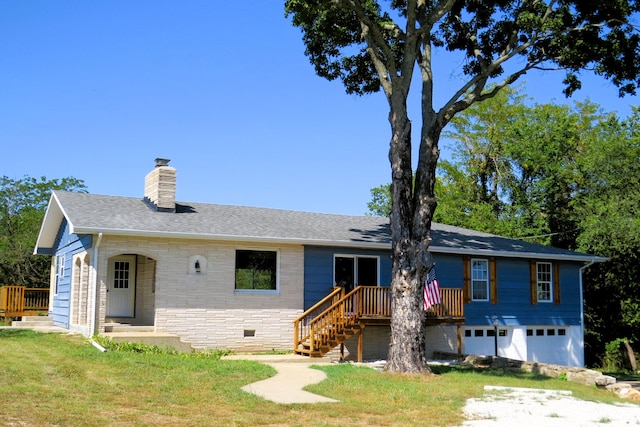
234, 250, 278, 291
54, 254, 65, 295
471, 259, 489, 301
536, 262, 553, 302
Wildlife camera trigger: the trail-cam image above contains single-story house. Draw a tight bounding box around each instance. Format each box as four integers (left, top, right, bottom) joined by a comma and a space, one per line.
34, 159, 605, 366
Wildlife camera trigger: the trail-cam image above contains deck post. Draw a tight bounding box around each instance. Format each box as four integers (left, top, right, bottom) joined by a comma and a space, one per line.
457, 324, 462, 356
357, 331, 363, 362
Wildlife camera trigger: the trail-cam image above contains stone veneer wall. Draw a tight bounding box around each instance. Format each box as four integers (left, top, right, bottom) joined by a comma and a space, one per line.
96, 236, 304, 351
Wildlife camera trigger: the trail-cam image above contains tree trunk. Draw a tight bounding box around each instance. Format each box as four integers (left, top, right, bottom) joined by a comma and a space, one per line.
623, 339, 637, 372
385, 99, 432, 373
384, 90, 443, 373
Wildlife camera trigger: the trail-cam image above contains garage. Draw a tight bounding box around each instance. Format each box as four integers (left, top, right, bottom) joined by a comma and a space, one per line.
462, 327, 512, 358
526, 326, 573, 366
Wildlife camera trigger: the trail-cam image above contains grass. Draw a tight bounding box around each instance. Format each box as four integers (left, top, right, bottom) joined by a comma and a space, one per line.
0, 330, 636, 427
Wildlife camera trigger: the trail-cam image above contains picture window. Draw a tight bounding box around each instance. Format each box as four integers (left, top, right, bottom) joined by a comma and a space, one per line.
235, 250, 278, 291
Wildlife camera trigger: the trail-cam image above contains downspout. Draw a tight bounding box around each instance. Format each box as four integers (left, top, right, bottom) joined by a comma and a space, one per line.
89, 232, 103, 337
579, 258, 597, 367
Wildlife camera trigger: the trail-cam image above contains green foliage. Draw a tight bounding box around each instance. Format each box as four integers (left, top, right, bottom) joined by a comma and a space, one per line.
602, 338, 633, 373
285, 1, 640, 98
0, 176, 86, 287
574, 110, 640, 365
91, 335, 232, 359
366, 183, 391, 217
368, 94, 640, 367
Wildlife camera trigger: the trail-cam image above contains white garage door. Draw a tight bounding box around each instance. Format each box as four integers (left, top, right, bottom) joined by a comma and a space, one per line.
462, 327, 510, 357
526, 327, 571, 366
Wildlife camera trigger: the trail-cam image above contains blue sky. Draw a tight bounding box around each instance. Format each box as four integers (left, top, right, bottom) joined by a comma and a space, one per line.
1, 2, 637, 216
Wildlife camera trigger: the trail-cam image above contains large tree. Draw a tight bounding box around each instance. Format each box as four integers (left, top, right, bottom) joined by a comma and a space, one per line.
0, 176, 86, 288
573, 110, 640, 366
286, 0, 640, 373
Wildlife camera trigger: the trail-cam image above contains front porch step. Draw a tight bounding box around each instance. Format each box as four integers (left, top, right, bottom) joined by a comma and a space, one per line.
11, 316, 55, 328
103, 323, 154, 333
102, 331, 193, 353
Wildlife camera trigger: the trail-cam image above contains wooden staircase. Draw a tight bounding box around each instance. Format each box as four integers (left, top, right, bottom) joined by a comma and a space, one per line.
293, 286, 465, 358
293, 286, 391, 357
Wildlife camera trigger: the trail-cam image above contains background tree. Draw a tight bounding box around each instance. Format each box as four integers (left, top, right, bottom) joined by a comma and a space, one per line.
573, 111, 640, 366
369, 97, 640, 367
0, 176, 86, 288
286, 0, 640, 373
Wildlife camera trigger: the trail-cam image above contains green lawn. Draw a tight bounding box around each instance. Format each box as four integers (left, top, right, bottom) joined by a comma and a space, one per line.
0, 330, 634, 426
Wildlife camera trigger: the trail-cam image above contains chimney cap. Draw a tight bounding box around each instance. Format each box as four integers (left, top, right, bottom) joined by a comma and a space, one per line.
154, 158, 171, 167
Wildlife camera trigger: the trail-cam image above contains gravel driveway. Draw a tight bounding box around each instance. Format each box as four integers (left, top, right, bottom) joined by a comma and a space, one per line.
461, 385, 640, 426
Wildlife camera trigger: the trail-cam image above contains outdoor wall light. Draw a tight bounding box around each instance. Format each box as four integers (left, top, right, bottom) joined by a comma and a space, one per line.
189, 255, 206, 275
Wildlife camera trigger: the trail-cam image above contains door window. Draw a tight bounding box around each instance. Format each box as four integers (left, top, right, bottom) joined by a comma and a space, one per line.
334, 255, 379, 291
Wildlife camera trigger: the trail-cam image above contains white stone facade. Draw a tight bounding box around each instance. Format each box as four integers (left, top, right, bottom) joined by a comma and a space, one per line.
95, 235, 304, 351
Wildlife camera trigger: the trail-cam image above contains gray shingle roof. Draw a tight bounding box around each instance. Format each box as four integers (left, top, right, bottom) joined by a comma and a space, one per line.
36, 190, 603, 262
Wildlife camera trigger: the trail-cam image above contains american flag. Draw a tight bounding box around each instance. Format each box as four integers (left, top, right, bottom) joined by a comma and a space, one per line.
423, 267, 441, 310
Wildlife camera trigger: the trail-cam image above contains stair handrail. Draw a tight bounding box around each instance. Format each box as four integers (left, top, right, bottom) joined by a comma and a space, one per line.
296, 286, 464, 356
293, 286, 344, 353
306, 286, 391, 354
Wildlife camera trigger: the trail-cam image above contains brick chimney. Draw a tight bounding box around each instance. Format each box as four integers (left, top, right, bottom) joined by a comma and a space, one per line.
144, 158, 176, 212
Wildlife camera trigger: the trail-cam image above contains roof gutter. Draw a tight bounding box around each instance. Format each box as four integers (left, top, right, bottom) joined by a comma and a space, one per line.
429, 246, 609, 263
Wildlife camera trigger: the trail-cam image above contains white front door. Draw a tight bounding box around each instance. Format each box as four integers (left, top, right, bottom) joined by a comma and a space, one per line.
107, 255, 136, 317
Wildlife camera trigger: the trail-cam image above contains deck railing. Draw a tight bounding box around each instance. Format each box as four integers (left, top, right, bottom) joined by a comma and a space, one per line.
294, 285, 464, 355
305, 286, 390, 354
426, 288, 464, 320
0, 286, 49, 323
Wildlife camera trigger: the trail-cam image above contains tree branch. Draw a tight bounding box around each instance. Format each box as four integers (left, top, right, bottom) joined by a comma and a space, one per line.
333, 0, 404, 98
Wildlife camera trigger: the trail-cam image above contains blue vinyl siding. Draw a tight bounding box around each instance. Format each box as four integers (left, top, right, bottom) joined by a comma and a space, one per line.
303, 248, 584, 329
459, 257, 583, 327
49, 218, 92, 328
429, 254, 463, 292
303, 246, 392, 310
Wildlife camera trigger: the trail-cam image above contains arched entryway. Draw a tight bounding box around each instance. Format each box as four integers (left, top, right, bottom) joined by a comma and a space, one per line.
106, 254, 156, 326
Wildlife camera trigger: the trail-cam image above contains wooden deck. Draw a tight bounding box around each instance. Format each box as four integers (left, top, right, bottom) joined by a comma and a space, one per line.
293, 286, 464, 360
0, 286, 49, 323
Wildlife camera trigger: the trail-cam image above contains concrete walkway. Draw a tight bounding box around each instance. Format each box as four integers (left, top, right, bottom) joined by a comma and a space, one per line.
223, 354, 339, 404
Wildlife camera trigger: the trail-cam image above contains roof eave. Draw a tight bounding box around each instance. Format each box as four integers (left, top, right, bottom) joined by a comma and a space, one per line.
33, 192, 69, 255
429, 245, 608, 263
69, 227, 606, 262
70, 227, 393, 249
